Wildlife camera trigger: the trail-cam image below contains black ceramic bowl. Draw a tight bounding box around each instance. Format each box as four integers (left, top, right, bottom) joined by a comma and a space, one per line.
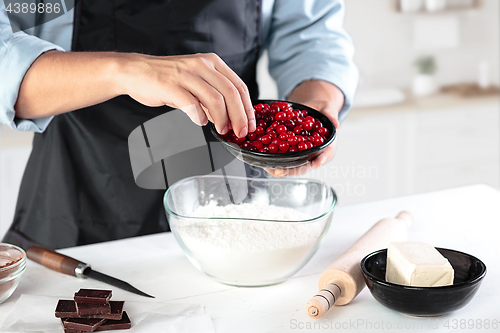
360, 248, 486, 317
210, 100, 336, 169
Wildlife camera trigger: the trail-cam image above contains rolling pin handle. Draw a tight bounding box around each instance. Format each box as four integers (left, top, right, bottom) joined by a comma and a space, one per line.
396, 211, 413, 227
306, 283, 342, 319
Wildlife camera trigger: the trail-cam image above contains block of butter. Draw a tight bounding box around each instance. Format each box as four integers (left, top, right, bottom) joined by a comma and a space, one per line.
386, 242, 454, 287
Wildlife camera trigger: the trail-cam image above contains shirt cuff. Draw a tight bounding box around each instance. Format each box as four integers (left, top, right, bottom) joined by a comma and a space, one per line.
275, 54, 359, 123
0, 32, 63, 132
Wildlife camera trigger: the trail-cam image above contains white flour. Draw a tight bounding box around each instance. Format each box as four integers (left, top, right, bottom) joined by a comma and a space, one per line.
176, 202, 325, 286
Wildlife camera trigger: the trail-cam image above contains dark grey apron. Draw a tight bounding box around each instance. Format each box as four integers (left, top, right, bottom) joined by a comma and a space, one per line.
4, 0, 261, 248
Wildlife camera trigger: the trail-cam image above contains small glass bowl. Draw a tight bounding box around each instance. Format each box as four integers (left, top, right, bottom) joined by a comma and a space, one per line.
0, 243, 27, 303
164, 175, 336, 287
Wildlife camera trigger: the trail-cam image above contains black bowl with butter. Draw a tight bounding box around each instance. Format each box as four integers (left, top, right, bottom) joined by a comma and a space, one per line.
360, 248, 486, 317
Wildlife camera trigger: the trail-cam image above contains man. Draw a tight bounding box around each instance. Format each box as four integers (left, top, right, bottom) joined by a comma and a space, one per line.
0, 0, 358, 248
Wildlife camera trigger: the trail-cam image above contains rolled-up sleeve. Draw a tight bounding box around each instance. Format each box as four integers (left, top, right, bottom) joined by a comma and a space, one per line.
266, 0, 358, 121
0, 1, 63, 132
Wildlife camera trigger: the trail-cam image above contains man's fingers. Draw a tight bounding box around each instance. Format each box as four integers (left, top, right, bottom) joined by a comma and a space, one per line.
208, 53, 256, 133
264, 162, 313, 178
199, 66, 248, 138
182, 74, 229, 135
311, 145, 335, 169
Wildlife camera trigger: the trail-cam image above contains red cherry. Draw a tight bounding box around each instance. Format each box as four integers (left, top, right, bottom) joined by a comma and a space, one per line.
255, 126, 265, 135
260, 134, 272, 145
258, 148, 268, 153
284, 119, 295, 130
279, 133, 288, 141
313, 136, 325, 146
257, 120, 266, 128
275, 112, 286, 121
241, 141, 252, 149
287, 136, 298, 146
298, 142, 307, 151
303, 121, 314, 131
306, 142, 314, 149
318, 127, 328, 136
293, 126, 303, 135
279, 141, 290, 152
278, 102, 289, 109
305, 116, 314, 122
268, 143, 279, 153
271, 121, 279, 130
269, 105, 280, 113
254, 104, 264, 112
247, 132, 258, 141
285, 110, 294, 119
271, 138, 281, 145
286, 130, 295, 137
253, 141, 263, 149
276, 125, 287, 134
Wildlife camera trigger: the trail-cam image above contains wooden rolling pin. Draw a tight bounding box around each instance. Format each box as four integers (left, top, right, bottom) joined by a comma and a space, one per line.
306, 211, 413, 319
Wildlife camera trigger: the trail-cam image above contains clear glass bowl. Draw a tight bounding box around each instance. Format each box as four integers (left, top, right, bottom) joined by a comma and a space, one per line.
0, 243, 26, 303
164, 175, 336, 286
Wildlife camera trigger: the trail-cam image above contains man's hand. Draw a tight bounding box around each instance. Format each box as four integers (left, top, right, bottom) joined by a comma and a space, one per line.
120, 52, 255, 138
265, 80, 344, 178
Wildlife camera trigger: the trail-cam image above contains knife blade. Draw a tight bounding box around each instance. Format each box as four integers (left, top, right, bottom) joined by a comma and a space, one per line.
6, 230, 154, 298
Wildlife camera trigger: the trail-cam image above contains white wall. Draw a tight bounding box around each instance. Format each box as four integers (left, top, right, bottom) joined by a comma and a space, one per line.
343, 0, 499, 90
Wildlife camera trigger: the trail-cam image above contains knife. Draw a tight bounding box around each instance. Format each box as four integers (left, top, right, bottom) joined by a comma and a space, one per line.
6, 230, 154, 298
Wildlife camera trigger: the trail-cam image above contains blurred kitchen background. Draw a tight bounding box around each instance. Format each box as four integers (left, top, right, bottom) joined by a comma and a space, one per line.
0, 0, 499, 236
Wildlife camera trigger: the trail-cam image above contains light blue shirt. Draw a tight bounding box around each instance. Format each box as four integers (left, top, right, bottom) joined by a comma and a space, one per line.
0, 0, 358, 132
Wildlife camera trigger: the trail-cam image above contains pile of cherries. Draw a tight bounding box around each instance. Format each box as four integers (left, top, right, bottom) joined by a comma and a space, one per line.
221, 102, 330, 154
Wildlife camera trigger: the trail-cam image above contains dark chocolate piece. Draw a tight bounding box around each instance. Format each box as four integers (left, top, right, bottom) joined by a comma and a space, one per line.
93, 301, 124, 320
95, 311, 131, 331
63, 318, 105, 332
56, 300, 123, 320
61, 319, 85, 333
74, 289, 112, 304
80, 301, 124, 320
55, 300, 80, 318
76, 302, 111, 316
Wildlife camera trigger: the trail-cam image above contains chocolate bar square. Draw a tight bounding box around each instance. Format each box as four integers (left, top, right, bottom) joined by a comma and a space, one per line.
76, 302, 111, 316
94, 301, 124, 320
60, 319, 85, 333
74, 289, 112, 304
95, 311, 131, 331
57, 300, 123, 320
55, 300, 80, 318
63, 318, 105, 332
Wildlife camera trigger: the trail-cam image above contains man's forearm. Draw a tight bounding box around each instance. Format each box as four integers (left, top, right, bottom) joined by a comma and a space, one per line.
15, 50, 124, 119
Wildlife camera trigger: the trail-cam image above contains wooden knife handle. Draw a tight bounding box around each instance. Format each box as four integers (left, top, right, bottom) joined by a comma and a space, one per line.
27, 246, 82, 277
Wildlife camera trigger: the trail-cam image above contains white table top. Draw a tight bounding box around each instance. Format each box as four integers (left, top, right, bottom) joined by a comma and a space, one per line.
1, 184, 499, 332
